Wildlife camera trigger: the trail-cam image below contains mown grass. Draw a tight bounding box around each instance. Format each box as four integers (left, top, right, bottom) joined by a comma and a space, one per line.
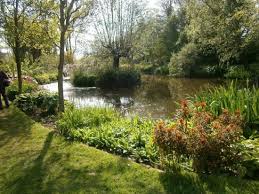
0, 107, 259, 194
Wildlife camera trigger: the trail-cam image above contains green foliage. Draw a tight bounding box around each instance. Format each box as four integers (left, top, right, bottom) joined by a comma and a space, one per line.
136, 64, 156, 75
154, 101, 244, 174
225, 66, 252, 79
185, 0, 259, 65
97, 68, 141, 89
14, 91, 59, 116
6, 80, 38, 101
34, 73, 58, 85
154, 65, 169, 76
241, 136, 259, 180
2, 108, 259, 194
169, 43, 199, 77
72, 71, 97, 87
191, 82, 259, 133
72, 68, 141, 89
57, 108, 158, 164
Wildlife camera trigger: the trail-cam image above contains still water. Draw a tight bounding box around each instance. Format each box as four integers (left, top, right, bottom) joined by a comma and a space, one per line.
43, 76, 221, 119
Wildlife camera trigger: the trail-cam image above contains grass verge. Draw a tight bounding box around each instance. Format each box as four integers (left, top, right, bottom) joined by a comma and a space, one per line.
0, 107, 259, 194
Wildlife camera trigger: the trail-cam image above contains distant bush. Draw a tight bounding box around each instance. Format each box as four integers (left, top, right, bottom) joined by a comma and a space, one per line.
72, 71, 97, 87
14, 91, 59, 116
154, 65, 169, 75
72, 68, 141, 89
169, 43, 199, 77
191, 82, 259, 135
34, 73, 58, 85
225, 66, 252, 79
190, 65, 224, 78
137, 64, 156, 75
97, 68, 141, 89
57, 108, 157, 164
154, 100, 244, 174
7, 80, 38, 101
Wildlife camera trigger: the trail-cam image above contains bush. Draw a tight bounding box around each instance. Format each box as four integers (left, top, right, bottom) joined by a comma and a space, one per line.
190, 65, 224, 78
7, 80, 38, 101
169, 43, 199, 77
97, 68, 141, 89
72, 68, 141, 89
137, 64, 156, 75
241, 136, 259, 180
72, 71, 97, 87
191, 82, 259, 135
154, 100, 244, 174
14, 91, 59, 116
34, 73, 58, 85
57, 108, 158, 164
154, 65, 169, 75
225, 66, 252, 79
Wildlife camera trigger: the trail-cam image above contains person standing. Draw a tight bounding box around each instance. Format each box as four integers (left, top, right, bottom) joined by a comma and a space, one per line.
0, 71, 10, 110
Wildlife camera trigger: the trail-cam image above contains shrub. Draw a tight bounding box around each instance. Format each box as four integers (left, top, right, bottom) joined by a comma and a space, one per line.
191, 82, 259, 135
72, 71, 97, 87
34, 73, 58, 85
72, 68, 141, 89
169, 43, 200, 77
154, 100, 243, 174
225, 66, 252, 79
154, 65, 169, 75
57, 108, 158, 164
138, 64, 156, 75
97, 68, 141, 89
7, 80, 38, 101
14, 91, 59, 116
241, 136, 259, 180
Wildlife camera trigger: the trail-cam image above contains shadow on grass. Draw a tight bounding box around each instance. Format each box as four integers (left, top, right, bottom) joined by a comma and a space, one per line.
159, 168, 259, 194
0, 107, 33, 148
5, 131, 54, 193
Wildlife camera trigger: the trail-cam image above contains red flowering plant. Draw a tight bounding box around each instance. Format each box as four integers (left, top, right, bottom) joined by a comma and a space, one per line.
154, 100, 244, 174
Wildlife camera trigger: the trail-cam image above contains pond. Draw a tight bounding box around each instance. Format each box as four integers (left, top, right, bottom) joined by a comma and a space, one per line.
43, 76, 222, 119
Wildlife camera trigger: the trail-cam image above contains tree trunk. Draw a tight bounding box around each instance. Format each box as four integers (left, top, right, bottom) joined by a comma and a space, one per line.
113, 55, 120, 69
14, 46, 22, 94
58, 30, 65, 112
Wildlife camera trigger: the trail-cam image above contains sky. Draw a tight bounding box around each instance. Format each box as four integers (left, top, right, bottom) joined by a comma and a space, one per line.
0, 0, 162, 58
76, 0, 162, 57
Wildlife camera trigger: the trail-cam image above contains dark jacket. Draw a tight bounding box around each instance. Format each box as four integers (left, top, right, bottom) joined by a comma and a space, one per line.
0, 71, 8, 93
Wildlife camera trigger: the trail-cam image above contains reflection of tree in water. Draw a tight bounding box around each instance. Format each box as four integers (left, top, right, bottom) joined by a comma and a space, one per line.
135, 76, 171, 102
168, 79, 219, 101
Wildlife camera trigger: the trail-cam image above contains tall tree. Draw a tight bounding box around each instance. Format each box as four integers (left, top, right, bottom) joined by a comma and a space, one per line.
94, 0, 144, 69
0, 0, 57, 93
58, 0, 92, 112
185, 0, 259, 65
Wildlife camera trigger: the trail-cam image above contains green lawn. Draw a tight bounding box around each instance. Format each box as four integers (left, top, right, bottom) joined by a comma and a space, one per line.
0, 107, 258, 194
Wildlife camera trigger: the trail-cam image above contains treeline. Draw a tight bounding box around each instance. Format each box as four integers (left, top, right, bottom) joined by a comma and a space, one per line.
131, 0, 259, 78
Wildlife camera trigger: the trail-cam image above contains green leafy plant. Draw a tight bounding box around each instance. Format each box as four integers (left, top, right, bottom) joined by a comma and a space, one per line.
57, 108, 158, 164
225, 66, 252, 79
14, 91, 59, 116
34, 73, 58, 85
191, 82, 259, 135
7, 80, 38, 101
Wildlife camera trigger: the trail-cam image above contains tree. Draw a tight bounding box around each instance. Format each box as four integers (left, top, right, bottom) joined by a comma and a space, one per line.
57, 0, 93, 112
185, 0, 259, 65
94, 0, 144, 69
0, 0, 58, 93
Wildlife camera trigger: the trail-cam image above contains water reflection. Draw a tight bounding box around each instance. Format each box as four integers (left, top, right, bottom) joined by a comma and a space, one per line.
42, 76, 221, 119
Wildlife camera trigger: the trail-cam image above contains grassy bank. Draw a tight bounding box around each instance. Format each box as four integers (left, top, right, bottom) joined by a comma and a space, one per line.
1, 107, 259, 193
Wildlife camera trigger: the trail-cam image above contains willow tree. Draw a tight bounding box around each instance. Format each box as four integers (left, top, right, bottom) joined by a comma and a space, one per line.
57, 0, 93, 112
94, 0, 144, 69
